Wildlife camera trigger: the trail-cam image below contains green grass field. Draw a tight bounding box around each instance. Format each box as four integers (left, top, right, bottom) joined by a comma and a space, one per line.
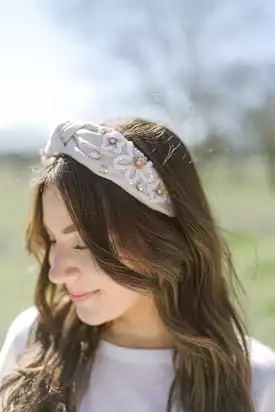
0, 155, 274, 348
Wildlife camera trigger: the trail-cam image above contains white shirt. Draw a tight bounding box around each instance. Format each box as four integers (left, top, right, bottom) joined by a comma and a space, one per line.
0, 307, 275, 412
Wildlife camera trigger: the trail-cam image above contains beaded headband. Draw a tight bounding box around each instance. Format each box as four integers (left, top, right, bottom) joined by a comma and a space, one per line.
42, 121, 174, 217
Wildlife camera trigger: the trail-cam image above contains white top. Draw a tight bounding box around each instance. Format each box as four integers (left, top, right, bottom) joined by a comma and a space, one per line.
0, 307, 275, 412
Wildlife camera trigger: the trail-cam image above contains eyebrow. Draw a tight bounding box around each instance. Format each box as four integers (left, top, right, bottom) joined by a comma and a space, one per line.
44, 224, 76, 236
62, 224, 77, 235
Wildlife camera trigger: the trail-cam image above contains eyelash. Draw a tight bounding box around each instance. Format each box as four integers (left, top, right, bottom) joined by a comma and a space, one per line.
73, 245, 88, 251
48, 239, 88, 251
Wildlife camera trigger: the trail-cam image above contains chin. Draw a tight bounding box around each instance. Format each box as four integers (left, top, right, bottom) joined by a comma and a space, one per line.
75, 306, 112, 326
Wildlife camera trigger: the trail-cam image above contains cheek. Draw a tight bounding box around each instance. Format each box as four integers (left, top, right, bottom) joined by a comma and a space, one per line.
74, 276, 143, 326
104, 280, 141, 310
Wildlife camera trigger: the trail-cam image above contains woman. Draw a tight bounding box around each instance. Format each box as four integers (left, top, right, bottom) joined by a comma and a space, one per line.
0, 118, 274, 412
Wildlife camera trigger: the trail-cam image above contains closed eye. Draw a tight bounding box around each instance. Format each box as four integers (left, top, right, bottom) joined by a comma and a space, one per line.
73, 245, 88, 251
48, 241, 87, 250
74, 235, 88, 251
46, 230, 88, 251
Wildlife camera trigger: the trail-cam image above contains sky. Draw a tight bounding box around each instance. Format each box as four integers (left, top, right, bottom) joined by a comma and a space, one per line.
0, 0, 150, 150
0, 0, 275, 151
0, 1, 91, 136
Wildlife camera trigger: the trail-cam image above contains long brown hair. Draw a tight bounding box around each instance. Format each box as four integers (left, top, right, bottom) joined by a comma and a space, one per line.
0, 118, 254, 411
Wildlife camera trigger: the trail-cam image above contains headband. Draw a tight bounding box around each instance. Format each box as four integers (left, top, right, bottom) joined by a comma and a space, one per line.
42, 121, 174, 217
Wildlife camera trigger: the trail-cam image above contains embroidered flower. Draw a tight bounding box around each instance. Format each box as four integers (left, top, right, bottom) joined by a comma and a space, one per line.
101, 131, 125, 154
145, 180, 171, 204
113, 144, 154, 185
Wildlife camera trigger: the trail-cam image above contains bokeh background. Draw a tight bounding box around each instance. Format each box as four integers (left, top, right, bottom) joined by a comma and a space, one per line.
0, 0, 274, 348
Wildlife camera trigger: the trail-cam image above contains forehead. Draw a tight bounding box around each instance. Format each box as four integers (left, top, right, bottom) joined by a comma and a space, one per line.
42, 184, 72, 230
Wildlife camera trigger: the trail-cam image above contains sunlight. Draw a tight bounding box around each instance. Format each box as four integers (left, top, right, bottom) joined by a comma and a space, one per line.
0, 0, 89, 130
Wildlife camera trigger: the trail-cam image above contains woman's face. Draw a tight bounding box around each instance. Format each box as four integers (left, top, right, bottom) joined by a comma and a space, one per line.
42, 184, 146, 326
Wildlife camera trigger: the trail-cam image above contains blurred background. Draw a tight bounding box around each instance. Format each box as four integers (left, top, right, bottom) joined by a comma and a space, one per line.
0, 0, 274, 348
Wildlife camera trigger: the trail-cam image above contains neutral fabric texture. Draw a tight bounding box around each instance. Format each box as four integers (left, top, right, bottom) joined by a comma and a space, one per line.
43, 121, 174, 217
1, 307, 275, 411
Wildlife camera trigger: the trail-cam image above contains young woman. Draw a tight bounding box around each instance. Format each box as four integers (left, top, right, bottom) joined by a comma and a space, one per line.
0, 118, 274, 412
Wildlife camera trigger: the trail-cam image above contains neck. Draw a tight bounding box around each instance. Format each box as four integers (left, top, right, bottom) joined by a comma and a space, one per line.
103, 295, 174, 349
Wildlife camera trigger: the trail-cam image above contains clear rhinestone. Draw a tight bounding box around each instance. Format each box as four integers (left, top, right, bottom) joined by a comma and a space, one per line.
136, 182, 144, 191
97, 126, 105, 135
100, 165, 108, 174
89, 150, 101, 159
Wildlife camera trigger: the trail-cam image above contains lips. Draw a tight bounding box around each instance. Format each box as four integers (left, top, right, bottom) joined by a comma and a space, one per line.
68, 290, 100, 302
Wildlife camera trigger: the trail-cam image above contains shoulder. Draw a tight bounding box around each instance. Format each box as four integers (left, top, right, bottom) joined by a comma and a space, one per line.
248, 337, 275, 411
248, 336, 275, 378
0, 306, 38, 381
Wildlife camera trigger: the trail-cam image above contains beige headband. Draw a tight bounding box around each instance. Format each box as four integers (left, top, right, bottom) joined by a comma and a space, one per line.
43, 121, 174, 217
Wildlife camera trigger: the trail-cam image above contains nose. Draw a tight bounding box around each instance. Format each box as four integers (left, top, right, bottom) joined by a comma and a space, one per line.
48, 245, 80, 285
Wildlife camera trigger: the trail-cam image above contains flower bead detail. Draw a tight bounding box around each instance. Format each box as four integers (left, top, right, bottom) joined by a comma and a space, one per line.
133, 155, 149, 169
44, 121, 174, 216
146, 180, 171, 204
101, 131, 125, 154
113, 145, 154, 185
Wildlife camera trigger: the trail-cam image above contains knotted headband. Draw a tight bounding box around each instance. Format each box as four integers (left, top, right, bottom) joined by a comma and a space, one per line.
42, 121, 174, 217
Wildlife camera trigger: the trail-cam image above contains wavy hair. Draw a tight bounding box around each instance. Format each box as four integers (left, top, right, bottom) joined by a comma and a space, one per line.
0, 118, 254, 412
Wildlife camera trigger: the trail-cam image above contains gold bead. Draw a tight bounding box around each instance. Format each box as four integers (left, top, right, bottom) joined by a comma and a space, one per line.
155, 184, 166, 196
